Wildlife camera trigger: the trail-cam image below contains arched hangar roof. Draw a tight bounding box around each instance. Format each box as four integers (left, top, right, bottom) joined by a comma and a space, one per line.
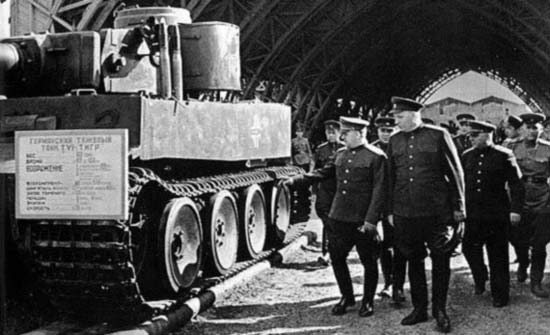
12, 0, 550, 130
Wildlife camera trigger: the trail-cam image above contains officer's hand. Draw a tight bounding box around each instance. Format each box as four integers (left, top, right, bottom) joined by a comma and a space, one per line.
453, 210, 466, 223
358, 221, 377, 234
387, 214, 394, 227
510, 212, 521, 226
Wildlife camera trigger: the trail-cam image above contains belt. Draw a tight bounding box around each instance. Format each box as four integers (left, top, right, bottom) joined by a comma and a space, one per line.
522, 176, 548, 184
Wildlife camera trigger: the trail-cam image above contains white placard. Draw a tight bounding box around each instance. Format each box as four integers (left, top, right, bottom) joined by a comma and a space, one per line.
15, 129, 128, 220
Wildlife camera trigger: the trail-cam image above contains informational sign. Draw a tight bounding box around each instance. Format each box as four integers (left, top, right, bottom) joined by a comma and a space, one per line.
15, 129, 128, 220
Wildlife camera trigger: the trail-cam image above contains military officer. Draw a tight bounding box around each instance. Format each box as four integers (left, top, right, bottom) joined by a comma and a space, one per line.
454, 113, 476, 155
387, 97, 465, 333
313, 120, 345, 265
284, 117, 387, 317
372, 116, 407, 304
291, 124, 314, 171
502, 115, 523, 149
461, 121, 524, 307
509, 113, 550, 297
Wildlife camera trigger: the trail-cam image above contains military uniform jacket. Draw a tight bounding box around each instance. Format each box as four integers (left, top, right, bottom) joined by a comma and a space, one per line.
502, 136, 522, 149
462, 145, 524, 221
453, 134, 472, 156
509, 138, 550, 211
296, 143, 387, 223
388, 124, 465, 218
313, 141, 345, 208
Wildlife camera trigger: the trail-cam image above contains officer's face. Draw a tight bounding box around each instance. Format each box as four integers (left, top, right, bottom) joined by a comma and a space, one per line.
296, 131, 304, 138
394, 111, 420, 131
469, 132, 491, 148
504, 123, 519, 139
341, 129, 362, 147
325, 129, 340, 142
458, 121, 471, 134
377, 127, 394, 143
524, 123, 542, 141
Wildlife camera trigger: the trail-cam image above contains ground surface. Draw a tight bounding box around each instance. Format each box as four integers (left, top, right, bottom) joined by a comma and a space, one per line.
181, 219, 550, 335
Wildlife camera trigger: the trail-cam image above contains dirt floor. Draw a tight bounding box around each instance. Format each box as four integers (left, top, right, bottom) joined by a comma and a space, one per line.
180, 218, 550, 335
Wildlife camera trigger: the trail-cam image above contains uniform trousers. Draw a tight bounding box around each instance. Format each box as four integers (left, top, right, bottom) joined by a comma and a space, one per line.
463, 219, 509, 302
380, 218, 407, 290
510, 210, 537, 270
394, 216, 458, 312
326, 218, 380, 303
530, 209, 550, 283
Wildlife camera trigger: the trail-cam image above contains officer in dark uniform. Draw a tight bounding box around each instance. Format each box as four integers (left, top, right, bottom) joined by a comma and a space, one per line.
313, 120, 345, 265
285, 117, 387, 317
461, 121, 524, 307
502, 115, 523, 149
372, 116, 407, 304
387, 97, 465, 333
509, 113, 550, 297
454, 113, 476, 155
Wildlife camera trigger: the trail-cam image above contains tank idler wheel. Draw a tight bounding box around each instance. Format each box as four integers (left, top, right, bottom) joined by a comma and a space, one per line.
204, 190, 239, 275
268, 182, 291, 247
238, 184, 267, 259
158, 197, 203, 293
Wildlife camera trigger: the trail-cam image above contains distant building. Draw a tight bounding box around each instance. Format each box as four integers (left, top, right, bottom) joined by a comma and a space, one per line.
423, 95, 528, 126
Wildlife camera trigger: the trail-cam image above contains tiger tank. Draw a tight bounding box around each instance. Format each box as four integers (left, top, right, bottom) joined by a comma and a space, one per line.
0, 6, 310, 315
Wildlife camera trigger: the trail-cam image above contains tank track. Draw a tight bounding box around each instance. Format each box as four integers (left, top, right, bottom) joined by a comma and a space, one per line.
28, 166, 308, 315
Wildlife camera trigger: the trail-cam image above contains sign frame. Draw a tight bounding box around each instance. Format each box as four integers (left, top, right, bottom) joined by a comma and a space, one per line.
15, 129, 128, 220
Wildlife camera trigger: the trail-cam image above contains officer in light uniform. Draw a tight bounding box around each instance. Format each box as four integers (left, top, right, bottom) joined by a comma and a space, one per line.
291, 124, 314, 171
372, 116, 406, 304
387, 97, 465, 333
313, 120, 345, 265
502, 115, 523, 149
509, 113, 550, 297
285, 117, 387, 317
454, 113, 476, 155
461, 120, 524, 307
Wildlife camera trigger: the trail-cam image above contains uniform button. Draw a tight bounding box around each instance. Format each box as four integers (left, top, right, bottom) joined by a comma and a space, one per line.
348, 159, 352, 163
342, 190, 347, 195
344, 180, 348, 184
477, 188, 481, 192
411, 136, 415, 139
480, 154, 484, 158
352, 151, 356, 154
409, 155, 413, 159
409, 166, 414, 170
410, 178, 414, 182
477, 179, 481, 183
477, 171, 482, 174
345, 169, 349, 173
409, 145, 414, 148
478, 162, 482, 165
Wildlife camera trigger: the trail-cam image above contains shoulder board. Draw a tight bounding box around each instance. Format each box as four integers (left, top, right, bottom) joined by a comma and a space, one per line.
364, 143, 386, 157
316, 142, 329, 150
336, 146, 346, 153
462, 147, 475, 156
493, 145, 513, 155
537, 138, 550, 147
372, 139, 380, 146
424, 124, 445, 132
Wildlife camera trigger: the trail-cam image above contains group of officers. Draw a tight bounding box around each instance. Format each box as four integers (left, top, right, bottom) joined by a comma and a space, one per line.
285, 96, 550, 333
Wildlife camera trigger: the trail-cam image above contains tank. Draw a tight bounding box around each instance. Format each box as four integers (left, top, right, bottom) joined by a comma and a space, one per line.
0, 7, 310, 315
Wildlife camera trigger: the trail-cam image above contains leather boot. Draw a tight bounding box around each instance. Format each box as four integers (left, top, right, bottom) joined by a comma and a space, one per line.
474, 280, 486, 295
401, 308, 428, 325
517, 264, 528, 283
433, 309, 451, 333
358, 300, 374, 317
531, 282, 549, 298
331, 296, 355, 315
392, 288, 406, 304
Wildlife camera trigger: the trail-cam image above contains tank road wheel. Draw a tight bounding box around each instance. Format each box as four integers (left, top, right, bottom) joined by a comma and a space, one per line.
158, 197, 203, 293
269, 182, 291, 246
238, 185, 267, 259
205, 190, 239, 275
